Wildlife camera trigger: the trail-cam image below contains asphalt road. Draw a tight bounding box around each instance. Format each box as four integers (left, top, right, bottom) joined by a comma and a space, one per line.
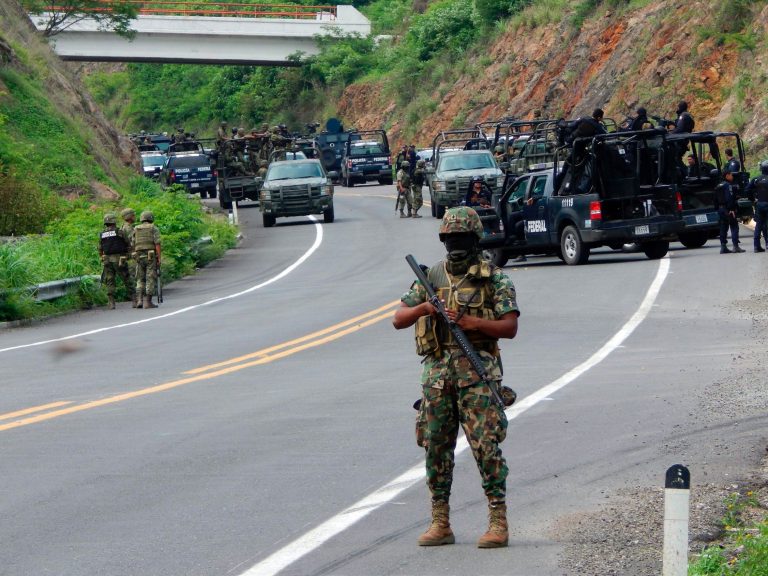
1, 183, 765, 575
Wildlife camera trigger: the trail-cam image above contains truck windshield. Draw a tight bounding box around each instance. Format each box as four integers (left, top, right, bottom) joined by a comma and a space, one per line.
350, 144, 385, 156
171, 155, 209, 168
439, 153, 495, 171
268, 163, 324, 180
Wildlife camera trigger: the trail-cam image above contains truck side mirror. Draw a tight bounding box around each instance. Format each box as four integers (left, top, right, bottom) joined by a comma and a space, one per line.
328, 171, 339, 180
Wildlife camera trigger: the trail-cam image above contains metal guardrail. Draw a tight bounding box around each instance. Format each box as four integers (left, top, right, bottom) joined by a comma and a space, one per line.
32, 275, 101, 302
42, 2, 338, 19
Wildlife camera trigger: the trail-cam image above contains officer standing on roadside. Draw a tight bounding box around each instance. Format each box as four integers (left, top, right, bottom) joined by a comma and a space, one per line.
746, 160, 768, 252
411, 159, 426, 218
133, 211, 162, 309
120, 208, 140, 308
393, 206, 519, 548
99, 213, 134, 310
714, 169, 745, 254
396, 160, 413, 218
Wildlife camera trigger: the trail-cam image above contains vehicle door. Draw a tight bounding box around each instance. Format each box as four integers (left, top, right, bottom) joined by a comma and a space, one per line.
499, 175, 530, 243
522, 174, 551, 246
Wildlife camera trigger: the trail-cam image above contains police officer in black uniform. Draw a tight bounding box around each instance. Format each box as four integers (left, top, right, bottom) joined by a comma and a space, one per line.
714, 169, 745, 254
746, 160, 768, 252
99, 213, 134, 309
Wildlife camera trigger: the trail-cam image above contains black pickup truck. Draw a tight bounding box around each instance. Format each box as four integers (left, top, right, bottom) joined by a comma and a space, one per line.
340, 130, 392, 186
482, 129, 685, 265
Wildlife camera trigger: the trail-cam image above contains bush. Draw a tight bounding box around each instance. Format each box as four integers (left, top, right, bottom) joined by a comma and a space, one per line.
0, 162, 59, 235
476, 0, 530, 27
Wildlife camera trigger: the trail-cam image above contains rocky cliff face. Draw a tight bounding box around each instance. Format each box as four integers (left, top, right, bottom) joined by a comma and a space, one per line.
0, 0, 139, 183
339, 0, 768, 159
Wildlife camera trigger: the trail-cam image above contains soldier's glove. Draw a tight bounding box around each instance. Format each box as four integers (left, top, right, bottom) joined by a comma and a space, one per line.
500, 386, 517, 407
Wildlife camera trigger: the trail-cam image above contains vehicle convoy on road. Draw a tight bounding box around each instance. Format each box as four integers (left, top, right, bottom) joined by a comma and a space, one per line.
482, 129, 685, 265
258, 158, 337, 227
426, 129, 504, 218
663, 131, 753, 248
340, 129, 392, 187
161, 148, 217, 199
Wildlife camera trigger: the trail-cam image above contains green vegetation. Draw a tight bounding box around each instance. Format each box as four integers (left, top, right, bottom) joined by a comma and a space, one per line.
0, 178, 237, 321
689, 490, 768, 575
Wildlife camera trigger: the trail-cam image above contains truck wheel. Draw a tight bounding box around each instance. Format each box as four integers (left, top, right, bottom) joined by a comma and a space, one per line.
560, 225, 590, 265
262, 213, 276, 228
431, 202, 436, 217
323, 205, 335, 223
489, 248, 508, 267
435, 203, 445, 219
345, 175, 354, 188
208, 186, 217, 199
220, 198, 232, 210
642, 240, 669, 259
678, 233, 707, 249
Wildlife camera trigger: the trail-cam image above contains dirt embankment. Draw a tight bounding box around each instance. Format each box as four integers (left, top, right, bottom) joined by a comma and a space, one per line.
339, 0, 768, 155
0, 0, 139, 180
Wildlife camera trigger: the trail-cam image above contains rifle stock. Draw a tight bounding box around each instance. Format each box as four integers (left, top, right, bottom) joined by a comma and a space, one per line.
405, 254, 504, 408
156, 263, 163, 304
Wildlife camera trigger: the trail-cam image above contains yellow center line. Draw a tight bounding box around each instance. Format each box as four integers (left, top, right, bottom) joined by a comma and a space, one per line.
0, 401, 72, 422
0, 304, 400, 433
185, 300, 400, 375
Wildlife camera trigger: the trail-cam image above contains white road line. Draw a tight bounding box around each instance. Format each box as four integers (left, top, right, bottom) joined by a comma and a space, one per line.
240, 257, 671, 576
0, 218, 324, 354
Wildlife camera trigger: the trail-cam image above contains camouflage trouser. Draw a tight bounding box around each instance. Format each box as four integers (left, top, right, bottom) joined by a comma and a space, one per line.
135, 251, 157, 297
411, 184, 423, 211
397, 188, 413, 212
417, 381, 508, 502
102, 254, 134, 298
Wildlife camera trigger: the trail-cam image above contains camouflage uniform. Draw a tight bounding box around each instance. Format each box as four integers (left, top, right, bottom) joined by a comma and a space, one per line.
397, 161, 413, 217
120, 208, 139, 308
397, 206, 519, 548
99, 213, 134, 309
133, 211, 162, 308
411, 159, 426, 217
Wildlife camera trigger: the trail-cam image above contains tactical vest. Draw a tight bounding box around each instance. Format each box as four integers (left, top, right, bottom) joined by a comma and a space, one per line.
100, 229, 128, 255
414, 260, 499, 357
133, 223, 156, 251
413, 169, 425, 187
753, 176, 768, 203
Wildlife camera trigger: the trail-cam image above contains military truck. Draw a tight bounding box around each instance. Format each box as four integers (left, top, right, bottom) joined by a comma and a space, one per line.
215, 139, 261, 210
340, 129, 392, 187
258, 159, 337, 227
663, 131, 752, 248
425, 129, 503, 218
482, 129, 684, 265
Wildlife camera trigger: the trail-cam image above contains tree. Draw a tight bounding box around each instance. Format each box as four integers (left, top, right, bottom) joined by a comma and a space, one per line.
23, 0, 137, 38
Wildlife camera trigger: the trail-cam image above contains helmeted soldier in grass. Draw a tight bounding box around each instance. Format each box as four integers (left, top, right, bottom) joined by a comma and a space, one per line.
133, 210, 162, 309
99, 212, 134, 310
393, 206, 520, 548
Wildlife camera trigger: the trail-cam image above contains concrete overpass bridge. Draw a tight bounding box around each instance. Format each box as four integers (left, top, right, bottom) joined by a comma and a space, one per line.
31, 3, 370, 65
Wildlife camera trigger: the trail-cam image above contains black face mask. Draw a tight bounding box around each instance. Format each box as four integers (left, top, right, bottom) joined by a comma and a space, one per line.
444, 234, 477, 259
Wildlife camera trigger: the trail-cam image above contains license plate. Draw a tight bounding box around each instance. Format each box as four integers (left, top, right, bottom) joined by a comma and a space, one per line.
635, 225, 650, 235
695, 214, 708, 224
191, 183, 200, 188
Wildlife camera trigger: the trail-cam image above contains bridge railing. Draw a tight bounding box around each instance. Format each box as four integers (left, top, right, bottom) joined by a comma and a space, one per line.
44, 1, 338, 19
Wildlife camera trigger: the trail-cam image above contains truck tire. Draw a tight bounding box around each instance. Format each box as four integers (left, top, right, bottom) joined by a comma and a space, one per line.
323, 205, 335, 223
678, 232, 707, 249
642, 240, 669, 259
435, 203, 445, 219
220, 198, 232, 210
208, 187, 217, 199
345, 175, 354, 188
320, 148, 336, 171
560, 225, 590, 265
489, 248, 508, 267
262, 213, 276, 228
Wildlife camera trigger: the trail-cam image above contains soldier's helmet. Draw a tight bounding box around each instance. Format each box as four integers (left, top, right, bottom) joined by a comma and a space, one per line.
237, 128, 245, 137
261, 123, 269, 131
259, 160, 268, 168
495, 145, 503, 153
103, 213, 117, 225
220, 121, 227, 127
417, 159, 426, 167
401, 160, 410, 168
120, 208, 135, 220
760, 160, 768, 175
140, 210, 154, 223
439, 206, 484, 241
140, 130, 146, 135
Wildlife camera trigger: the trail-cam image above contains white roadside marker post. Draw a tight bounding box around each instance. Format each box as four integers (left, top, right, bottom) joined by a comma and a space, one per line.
662, 464, 691, 576
232, 201, 239, 226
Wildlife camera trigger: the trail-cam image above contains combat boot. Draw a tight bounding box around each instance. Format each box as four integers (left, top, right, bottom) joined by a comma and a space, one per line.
720, 243, 731, 254
733, 243, 745, 253
399, 210, 407, 218
417, 500, 455, 546
412, 209, 422, 219
477, 501, 508, 548
407, 207, 413, 218
107, 295, 115, 310
143, 295, 157, 309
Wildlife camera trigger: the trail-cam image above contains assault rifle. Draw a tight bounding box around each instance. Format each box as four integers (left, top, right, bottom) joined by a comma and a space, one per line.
651, 115, 677, 130
406, 254, 504, 408
156, 263, 163, 304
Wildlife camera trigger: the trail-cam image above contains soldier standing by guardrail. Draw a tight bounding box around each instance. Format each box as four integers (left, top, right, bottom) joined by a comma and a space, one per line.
99, 213, 134, 310
133, 211, 162, 309
120, 208, 140, 308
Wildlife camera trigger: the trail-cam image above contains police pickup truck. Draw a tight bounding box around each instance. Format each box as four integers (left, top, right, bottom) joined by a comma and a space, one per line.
483, 130, 684, 265
340, 130, 392, 187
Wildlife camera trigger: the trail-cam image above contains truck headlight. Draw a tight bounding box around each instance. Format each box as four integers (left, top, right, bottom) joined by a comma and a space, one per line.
260, 190, 271, 201
322, 184, 333, 195
433, 181, 445, 191
496, 175, 504, 188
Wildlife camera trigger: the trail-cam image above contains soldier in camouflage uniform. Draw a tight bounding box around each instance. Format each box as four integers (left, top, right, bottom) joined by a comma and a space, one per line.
99, 213, 134, 310
120, 208, 140, 308
396, 160, 413, 218
411, 159, 426, 218
257, 160, 268, 179
393, 206, 520, 548
133, 210, 162, 309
